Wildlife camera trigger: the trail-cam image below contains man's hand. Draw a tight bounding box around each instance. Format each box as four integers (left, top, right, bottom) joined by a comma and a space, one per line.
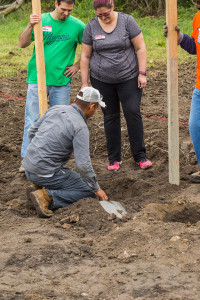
29, 14, 40, 27
19, 14, 40, 48
175, 25, 181, 36
163, 22, 183, 44
163, 22, 168, 37
64, 65, 79, 78
95, 189, 108, 201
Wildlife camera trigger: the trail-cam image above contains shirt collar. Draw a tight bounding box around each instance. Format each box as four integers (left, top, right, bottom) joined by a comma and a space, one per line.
71, 103, 87, 124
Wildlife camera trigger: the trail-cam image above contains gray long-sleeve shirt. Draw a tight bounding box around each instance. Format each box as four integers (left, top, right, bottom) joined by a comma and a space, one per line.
23, 104, 100, 192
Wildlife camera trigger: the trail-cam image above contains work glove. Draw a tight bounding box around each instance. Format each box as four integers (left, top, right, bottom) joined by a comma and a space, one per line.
163, 22, 183, 44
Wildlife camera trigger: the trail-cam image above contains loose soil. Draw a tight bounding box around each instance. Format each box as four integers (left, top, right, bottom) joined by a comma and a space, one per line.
1, 62, 200, 300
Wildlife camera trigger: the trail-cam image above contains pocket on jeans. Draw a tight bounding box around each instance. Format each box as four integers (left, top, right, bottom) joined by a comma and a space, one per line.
194, 87, 200, 96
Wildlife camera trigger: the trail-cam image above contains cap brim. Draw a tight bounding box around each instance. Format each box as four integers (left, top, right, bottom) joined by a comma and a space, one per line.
99, 100, 106, 108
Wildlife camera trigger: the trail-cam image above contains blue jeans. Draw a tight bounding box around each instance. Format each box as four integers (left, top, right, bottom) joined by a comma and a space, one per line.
25, 168, 96, 210
189, 87, 200, 164
21, 83, 71, 158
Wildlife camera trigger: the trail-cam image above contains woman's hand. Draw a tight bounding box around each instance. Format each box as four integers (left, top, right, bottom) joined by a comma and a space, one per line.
138, 74, 147, 89
131, 33, 147, 89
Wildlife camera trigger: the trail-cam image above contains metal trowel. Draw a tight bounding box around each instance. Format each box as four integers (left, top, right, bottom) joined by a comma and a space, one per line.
99, 200, 127, 218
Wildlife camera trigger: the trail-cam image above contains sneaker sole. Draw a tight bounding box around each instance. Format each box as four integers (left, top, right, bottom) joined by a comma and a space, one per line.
141, 164, 152, 170
18, 167, 25, 173
107, 167, 120, 171
30, 192, 52, 218
137, 161, 152, 169
107, 161, 122, 171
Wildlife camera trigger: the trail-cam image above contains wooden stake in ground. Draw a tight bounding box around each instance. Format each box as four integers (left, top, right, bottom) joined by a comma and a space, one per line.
32, 0, 48, 116
166, 0, 180, 185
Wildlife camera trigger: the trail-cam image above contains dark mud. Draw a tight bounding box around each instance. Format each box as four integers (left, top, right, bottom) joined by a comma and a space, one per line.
1, 61, 200, 300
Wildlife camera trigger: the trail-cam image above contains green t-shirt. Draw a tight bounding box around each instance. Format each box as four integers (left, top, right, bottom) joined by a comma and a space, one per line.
27, 13, 85, 86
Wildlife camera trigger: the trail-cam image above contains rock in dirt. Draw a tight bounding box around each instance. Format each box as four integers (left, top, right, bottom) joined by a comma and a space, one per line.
24, 237, 32, 243
62, 223, 71, 230
170, 235, 181, 242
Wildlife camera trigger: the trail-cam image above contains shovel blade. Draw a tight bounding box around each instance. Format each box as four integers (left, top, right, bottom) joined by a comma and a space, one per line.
99, 200, 127, 218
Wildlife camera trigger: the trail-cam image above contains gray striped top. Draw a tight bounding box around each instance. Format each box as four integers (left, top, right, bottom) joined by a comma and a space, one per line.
82, 12, 141, 83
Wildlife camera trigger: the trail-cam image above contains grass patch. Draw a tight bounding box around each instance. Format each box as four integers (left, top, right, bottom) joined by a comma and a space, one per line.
0, 3, 33, 77
133, 6, 197, 66
0, 4, 198, 78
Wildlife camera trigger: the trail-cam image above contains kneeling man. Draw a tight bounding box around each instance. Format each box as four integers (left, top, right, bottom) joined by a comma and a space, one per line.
23, 87, 108, 218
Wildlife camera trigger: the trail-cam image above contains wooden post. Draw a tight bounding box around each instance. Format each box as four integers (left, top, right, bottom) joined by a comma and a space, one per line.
32, 0, 48, 116
166, 0, 180, 185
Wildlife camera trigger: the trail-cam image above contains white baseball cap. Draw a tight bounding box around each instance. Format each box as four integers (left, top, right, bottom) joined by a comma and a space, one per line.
76, 87, 106, 108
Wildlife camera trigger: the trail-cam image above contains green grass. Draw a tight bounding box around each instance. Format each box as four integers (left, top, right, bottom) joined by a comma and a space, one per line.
0, 4, 198, 78
0, 3, 33, 77
133, 6, 197, 66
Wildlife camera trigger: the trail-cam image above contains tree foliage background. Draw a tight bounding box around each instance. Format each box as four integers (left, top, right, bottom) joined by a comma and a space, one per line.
116, 0, 194, 15
0, 0, 195, 16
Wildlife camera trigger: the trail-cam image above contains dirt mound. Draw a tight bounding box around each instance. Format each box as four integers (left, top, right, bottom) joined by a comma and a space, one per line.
1, 62, 200, 299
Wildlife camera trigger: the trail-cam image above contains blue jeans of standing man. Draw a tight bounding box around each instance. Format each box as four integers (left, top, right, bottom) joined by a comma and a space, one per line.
25, 168, 96, 210
21, 83, 71, 158
189, 87, 200, 164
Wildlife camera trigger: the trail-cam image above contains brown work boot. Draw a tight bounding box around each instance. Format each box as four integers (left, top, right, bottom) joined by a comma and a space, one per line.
30, 188, 53, 218
26, 183, 41, 208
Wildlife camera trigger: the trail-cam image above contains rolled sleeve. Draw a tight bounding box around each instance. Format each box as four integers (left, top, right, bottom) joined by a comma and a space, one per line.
180, 34, 197, 55
82, 23, 93, 46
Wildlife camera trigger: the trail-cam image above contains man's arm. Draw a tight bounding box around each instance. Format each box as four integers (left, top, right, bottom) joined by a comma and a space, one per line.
64, 22, 86, 79
174, 25, 196, 54
73, 126, 108, 200
180, 34, 197, 55
19, 14, 40, 48
163, 23, 197, 55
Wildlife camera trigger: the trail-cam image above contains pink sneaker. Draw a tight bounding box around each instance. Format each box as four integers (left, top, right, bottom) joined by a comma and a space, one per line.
107, 161, 121, 171
137, 158, 152, 169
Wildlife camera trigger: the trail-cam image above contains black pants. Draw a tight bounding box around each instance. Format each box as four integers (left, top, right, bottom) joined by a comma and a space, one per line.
90, 76, 146, 163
